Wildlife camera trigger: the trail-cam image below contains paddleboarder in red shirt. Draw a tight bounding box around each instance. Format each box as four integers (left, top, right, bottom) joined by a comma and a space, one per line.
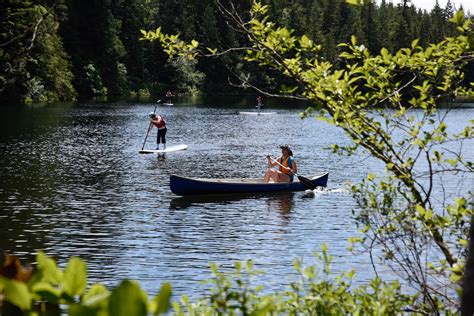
148, 113, 167, 150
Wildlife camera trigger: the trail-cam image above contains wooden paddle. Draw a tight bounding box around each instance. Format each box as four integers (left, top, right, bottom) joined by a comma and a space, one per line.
141, 99, 161, 151
268, 156, 317, 190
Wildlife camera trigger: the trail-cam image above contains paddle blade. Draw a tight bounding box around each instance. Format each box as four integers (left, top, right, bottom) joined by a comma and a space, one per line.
297, 175, 316, 190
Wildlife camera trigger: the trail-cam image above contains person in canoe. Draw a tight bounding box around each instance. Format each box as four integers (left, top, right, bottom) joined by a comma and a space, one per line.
148, 113, 167, 150
264, 144, 297, 183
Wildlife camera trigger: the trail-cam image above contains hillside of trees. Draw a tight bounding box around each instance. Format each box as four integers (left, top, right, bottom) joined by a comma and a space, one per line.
0, 0, 472, 103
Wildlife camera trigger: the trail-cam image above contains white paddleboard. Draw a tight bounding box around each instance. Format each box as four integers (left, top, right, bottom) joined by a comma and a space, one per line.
139, 144, 187, 154
239, 111, 276, 115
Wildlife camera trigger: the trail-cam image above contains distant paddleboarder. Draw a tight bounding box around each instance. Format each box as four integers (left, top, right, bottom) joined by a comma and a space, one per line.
256, 95, 264, 109
165, 90, 174, 105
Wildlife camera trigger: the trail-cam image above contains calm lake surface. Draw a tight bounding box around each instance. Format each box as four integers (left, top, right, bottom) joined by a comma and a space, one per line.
0, 96, 472, 298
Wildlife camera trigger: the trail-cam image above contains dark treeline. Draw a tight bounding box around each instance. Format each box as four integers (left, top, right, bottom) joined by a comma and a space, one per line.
0, 0, 471, 103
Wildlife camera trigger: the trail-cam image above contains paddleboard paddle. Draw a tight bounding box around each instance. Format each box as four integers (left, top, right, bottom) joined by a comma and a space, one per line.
141, 101, 160, 151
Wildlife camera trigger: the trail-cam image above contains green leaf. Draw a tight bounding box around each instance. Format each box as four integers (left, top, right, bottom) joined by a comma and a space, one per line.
450, 263, 464, 282
63, 257, 87, 298
345, 0, 360, 5
109, 280, 148, 316
82, 292, 110, 309
210, 263, 219, 275
153, 283, 172, 315
246, 260, 254, 272
235, 261, 242, 273
31, 281, 62, 303
459, 239, 469, 247
300, 34, 313, 49
79, 284, 110, 315
351, 35, 357, 46
416, 205, 425, 216
321, 242, 328, 253
36, 251, 63, 284
206, 47, 218, 54
380, 47, 389, 60
450, 10, 465, 24
0, 277, 32, 311
69, 304, 101, 316
83, 283, 109, 305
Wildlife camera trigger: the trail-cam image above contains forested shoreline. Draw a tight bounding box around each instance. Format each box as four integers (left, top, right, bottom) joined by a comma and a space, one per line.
1, 0, 472, 104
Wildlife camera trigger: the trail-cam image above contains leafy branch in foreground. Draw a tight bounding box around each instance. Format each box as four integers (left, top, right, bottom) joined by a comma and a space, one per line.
141, 1, 474, 313
0, 248, 412, 315
0, 252, 171, 316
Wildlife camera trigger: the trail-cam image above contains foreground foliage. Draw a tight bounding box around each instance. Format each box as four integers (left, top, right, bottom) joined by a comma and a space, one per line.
142, 1, 474, 313
0, 248, 412, 315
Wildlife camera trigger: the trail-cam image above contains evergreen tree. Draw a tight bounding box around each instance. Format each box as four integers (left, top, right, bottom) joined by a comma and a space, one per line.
321, 0, 342, 60
304, 0, 325, 44
376, 0, 396, 51
112, 0, 146, 94
418, 10, 433, 46
61, 0, 127, 97
430, 0, 445, 42
339, 1, 364, 47
444, 0, 456, 36
197, 3, 227, 92
0, 0, 76, 103
360, 0, 380, 54
394, 0, 412, 50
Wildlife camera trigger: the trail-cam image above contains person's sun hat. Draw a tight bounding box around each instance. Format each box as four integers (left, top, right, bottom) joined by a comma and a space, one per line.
279, 144, 293, 156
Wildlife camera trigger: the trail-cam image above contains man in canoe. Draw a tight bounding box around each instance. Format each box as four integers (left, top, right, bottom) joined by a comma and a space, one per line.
148, 113, 167, 150
264, 144, 297, 183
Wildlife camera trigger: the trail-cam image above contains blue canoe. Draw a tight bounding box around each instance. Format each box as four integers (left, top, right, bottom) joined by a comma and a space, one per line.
170, 172, 329, 196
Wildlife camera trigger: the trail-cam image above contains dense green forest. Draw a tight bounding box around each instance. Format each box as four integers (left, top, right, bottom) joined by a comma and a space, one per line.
0, 0, 472, 103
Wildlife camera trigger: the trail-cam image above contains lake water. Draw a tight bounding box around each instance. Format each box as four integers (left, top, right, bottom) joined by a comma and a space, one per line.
0, 97, 472, 299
